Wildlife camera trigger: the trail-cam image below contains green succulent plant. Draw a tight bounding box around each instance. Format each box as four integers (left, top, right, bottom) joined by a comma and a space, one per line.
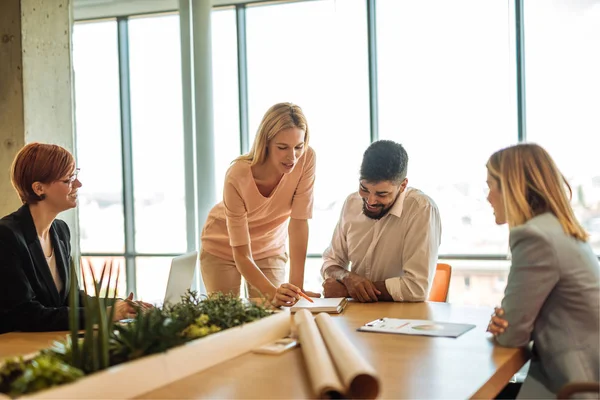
108, 292, 272, 364
167, 291, 272, 331
0, 268, 273, 398
0, 257, 118, 397
181, 314, 221, 339
0, 354, 84, 398
108, 307, 188, 364
8, 355, 83, 397
0, 358, 27, 395
72, 258, 120, 372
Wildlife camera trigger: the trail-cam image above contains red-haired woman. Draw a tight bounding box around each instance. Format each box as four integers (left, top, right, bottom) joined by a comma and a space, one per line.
0, 143, 143, 333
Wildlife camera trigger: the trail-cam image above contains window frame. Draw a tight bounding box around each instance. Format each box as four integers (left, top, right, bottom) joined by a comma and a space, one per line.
74, 0, 600, 296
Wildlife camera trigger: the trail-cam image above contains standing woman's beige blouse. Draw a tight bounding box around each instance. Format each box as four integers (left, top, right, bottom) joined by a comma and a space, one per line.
202, 146, 315, 261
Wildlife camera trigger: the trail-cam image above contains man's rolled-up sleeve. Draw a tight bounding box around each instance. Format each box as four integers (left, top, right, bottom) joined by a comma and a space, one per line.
385, 201, 442, 302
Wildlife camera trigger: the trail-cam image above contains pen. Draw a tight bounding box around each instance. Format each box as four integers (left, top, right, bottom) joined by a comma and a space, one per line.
298, 291, 314, 303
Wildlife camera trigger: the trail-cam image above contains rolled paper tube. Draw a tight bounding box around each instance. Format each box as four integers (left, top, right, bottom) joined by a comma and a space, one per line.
315, 312, 380, 399
294, 309, 344, 399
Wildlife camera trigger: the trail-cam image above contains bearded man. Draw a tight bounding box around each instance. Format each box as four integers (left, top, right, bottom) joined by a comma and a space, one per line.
321, 140, 442, 302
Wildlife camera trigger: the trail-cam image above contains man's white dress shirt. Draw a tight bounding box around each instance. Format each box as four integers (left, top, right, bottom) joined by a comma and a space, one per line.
321, 187, 442, 302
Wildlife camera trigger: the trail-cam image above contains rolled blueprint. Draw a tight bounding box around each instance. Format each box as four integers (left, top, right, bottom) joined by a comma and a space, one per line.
315, 312, 380, 399
294, 309, 344, 399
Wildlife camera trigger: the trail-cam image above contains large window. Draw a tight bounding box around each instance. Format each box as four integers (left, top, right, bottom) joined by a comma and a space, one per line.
524, 0, 600, 253
73, 20, 128, 296
377, 0, 516, 256
128, 15, 186, 256
73, 0, 600, 307
246, 0, 371, 257
128, 15, 187, 299
74, 14, 187, 301
211, 8, 242, 197
73, 20, 125, 255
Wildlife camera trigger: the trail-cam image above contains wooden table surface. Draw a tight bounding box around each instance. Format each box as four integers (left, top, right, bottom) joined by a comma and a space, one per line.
0, 331, 66, 360
0, 302, 529, 399
139, 301, 529, 399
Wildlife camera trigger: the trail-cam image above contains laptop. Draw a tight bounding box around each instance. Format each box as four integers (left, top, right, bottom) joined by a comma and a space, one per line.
163, 251, 198, 306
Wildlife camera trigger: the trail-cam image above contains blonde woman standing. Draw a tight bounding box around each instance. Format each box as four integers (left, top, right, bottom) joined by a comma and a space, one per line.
201, 103, 320, 307
485, 143, 599, 398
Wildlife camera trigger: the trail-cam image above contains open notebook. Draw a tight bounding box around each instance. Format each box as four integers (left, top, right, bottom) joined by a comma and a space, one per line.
290, 297, 348, 314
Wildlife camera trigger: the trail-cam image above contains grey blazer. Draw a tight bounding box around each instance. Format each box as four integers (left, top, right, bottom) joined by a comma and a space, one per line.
497, 213, 600, 398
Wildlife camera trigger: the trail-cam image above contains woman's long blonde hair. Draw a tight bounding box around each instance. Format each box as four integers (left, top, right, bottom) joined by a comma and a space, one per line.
486, 143, 587, 241
235, 102, 309, 166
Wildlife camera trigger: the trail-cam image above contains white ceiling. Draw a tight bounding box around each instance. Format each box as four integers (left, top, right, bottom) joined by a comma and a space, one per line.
74, 0, 176, 20
73, 0, 257, 20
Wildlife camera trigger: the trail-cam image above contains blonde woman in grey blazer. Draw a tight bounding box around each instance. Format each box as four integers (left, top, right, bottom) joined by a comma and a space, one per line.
485, 143, 600, 399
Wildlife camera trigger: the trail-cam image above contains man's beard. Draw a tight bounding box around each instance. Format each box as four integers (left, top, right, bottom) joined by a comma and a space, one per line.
362, 201, 391, 220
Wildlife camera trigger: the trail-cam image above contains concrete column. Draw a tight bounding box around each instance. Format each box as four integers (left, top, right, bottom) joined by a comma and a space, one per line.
0, 0, 79, 255
190, 0, 216, 237
0, 0, 25, 215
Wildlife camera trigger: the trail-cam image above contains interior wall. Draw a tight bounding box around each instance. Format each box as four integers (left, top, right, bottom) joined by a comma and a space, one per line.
0, 0, 79, 256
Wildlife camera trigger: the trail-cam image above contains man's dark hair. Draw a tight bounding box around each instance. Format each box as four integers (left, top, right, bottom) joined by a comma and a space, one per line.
360, 140, 408, 184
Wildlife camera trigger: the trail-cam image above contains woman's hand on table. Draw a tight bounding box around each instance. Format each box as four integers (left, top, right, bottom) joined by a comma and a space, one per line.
270, 283, 302, 307
110, 292, 154, 321
487, 307, 508, 336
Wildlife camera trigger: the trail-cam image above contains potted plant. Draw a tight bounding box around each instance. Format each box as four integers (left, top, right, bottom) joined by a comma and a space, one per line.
0, 259, 290, 399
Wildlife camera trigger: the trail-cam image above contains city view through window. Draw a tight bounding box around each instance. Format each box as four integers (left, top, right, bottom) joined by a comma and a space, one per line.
72, 0, 600, 306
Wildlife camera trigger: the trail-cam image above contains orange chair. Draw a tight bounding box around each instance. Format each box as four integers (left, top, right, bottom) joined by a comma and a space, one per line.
428, 263, 452, 302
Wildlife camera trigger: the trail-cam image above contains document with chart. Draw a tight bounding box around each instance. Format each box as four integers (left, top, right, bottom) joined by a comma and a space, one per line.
358, 318, 475, 338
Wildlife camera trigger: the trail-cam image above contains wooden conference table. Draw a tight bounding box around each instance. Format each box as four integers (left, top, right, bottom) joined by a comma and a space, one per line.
0, 302, 529, 399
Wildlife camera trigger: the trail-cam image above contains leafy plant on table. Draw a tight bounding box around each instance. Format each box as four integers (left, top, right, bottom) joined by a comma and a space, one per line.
0, 358, 27, 395
167, 291, 272, 330
108, 307, 188, 364
0, 258, 121, 398
47, 258, 120, 374
0, 273, 273, 397
73, 258, 120, 372
109, 292, 272, 363
5, 355, 83, 397
181, 314, 221, 339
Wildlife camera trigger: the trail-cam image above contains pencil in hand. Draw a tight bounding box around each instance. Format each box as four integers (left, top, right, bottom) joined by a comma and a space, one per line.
298, 291, 314, 303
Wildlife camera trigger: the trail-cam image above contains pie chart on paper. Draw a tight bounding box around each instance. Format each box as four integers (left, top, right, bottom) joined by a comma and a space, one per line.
358, 319, 477, 338
411, 324, 445, 331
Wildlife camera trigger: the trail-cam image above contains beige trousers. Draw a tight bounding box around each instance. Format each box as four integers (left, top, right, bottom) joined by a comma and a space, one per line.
200, 250, 288, 298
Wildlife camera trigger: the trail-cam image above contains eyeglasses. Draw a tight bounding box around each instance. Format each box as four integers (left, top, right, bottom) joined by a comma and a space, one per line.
61, 168, 80, 185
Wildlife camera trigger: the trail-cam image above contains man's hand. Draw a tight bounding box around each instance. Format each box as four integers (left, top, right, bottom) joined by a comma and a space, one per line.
343, 273, 381, 302
302, 290, 322, 299
322, 278, 349, 298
